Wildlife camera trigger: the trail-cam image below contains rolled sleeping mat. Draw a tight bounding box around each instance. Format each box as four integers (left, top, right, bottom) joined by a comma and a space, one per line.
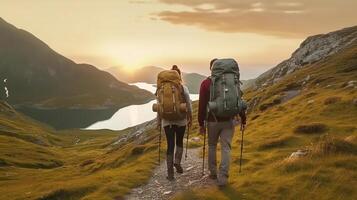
152, 103, 159, 112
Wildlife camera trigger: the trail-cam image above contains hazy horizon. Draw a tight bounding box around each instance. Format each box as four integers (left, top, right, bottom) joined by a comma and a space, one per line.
1, 0, 356, 79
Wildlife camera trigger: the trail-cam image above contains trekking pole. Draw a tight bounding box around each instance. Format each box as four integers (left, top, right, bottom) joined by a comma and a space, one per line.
202, 122, 207, 176
239, 124, 245, 173
158, 125, 162, 164
185, 126, 189, 160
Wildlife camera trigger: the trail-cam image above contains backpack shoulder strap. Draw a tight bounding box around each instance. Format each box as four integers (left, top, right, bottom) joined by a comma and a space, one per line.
180, 84, 187, 102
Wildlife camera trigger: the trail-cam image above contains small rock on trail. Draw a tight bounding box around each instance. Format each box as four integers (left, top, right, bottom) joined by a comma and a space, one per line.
126, 148, 215, 200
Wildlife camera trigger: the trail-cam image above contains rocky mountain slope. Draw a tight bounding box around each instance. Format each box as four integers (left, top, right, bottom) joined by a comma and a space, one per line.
0, 18, 153, 109
254, 26, 357, 88
106, 66, 206, 93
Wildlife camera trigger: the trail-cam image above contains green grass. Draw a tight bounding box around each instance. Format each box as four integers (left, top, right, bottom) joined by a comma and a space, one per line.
0, 102, 160, 199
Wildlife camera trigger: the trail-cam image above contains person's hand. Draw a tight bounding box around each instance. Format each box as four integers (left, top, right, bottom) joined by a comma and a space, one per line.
187, 115, 193, 128
241, 123, 247, 131
199, 126, 206, 135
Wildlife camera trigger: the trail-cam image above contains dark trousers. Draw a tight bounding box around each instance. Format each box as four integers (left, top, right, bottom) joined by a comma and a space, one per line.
164, 125, 186, 155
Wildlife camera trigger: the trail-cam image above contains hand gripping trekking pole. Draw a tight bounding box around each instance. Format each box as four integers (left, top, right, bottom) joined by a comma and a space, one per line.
158, 125, 162, 164
239, 123, 245, 173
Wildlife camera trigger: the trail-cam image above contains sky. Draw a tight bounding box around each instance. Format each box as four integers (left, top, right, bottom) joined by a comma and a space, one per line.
1, 0, 356, 79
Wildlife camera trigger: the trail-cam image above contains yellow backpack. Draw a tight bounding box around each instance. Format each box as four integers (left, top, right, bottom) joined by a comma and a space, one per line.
152, 70, 187, 120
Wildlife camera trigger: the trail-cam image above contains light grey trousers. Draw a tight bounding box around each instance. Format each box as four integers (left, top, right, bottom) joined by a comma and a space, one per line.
207, 121, 235, 178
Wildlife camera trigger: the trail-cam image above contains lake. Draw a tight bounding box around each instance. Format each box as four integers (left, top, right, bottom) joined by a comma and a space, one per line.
86, 82, 199, 131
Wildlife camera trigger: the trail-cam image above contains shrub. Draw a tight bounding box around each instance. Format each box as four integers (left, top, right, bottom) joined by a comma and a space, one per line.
80, 159, 95, 167
259, 99, 281, 111
294, 123, 328, 134
324, 96, 341, 105
305, 92, 317, 98
309, 134, 357, 156
251, 115, 260, 121
131, 145, 146, 155
0, 159, 8, 167
38, 186, 96, 200
284, 82, 301, 91
258, 136, 291, 150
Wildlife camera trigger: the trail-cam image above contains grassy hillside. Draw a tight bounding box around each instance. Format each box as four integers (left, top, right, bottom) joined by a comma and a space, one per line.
172, 40, 357, 199
0, 17, 153, 109
1, 39, 355, 199
0, 100, 161, 199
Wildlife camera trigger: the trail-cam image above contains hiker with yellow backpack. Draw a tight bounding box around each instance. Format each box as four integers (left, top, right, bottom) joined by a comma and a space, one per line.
153, 65, 192, 181
198, 58, 247, 187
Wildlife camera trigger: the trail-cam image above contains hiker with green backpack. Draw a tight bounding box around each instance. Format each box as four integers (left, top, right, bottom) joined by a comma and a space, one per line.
153, 65, 193, 181
198, 58, 247, 186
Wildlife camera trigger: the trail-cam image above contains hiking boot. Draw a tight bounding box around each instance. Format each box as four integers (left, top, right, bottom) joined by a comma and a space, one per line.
217, 175, 228, 187
166, 175, 175, 181
174, 163, 183, 174
166, 154, 175, 181
208, 174, 217, 180
174, 147, 183, 173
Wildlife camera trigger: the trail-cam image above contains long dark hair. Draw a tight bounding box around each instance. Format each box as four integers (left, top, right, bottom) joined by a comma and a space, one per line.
171, 65, 181, 76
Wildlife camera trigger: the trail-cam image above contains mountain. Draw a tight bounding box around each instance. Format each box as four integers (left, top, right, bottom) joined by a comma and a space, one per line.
241, 78, 256, 91
255, 26, 357, 88
106, 66, 206, 93
0, 18, 153, 109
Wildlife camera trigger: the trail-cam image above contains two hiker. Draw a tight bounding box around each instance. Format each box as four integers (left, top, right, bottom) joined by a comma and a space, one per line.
154, 59, 247, 186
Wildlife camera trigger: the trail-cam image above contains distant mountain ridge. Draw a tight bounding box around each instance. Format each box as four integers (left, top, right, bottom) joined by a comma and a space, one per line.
255, 26, 357, 88
0, 17, 153, 109
107, 65, 254, 93
106, 66, 206, 93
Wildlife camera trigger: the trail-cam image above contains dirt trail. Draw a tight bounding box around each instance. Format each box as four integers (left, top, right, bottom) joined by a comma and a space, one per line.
126, 148, 215, 200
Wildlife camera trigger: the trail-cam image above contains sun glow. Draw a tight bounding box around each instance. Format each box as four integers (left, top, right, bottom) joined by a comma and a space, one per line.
103, 43, 153, 70
121, 66, 138, 75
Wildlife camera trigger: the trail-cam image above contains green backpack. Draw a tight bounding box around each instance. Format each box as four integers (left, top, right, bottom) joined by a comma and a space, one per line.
208, 58, 245, 118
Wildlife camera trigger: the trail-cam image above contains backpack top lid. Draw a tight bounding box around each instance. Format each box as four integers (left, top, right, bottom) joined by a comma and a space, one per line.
211, 58, 239, 77
157, 70, 182, 88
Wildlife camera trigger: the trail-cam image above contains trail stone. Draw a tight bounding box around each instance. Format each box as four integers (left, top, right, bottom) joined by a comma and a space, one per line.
191, 137, 201, 142
289, 150, 308, 159
125, 148, 214, 200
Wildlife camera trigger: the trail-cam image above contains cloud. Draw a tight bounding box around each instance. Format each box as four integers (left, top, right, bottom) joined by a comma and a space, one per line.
129, 0, 152, 4
156, 0, 357, 38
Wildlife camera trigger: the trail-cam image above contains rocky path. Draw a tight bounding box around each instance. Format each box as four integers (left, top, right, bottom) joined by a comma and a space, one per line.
126, 148, 215, 200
